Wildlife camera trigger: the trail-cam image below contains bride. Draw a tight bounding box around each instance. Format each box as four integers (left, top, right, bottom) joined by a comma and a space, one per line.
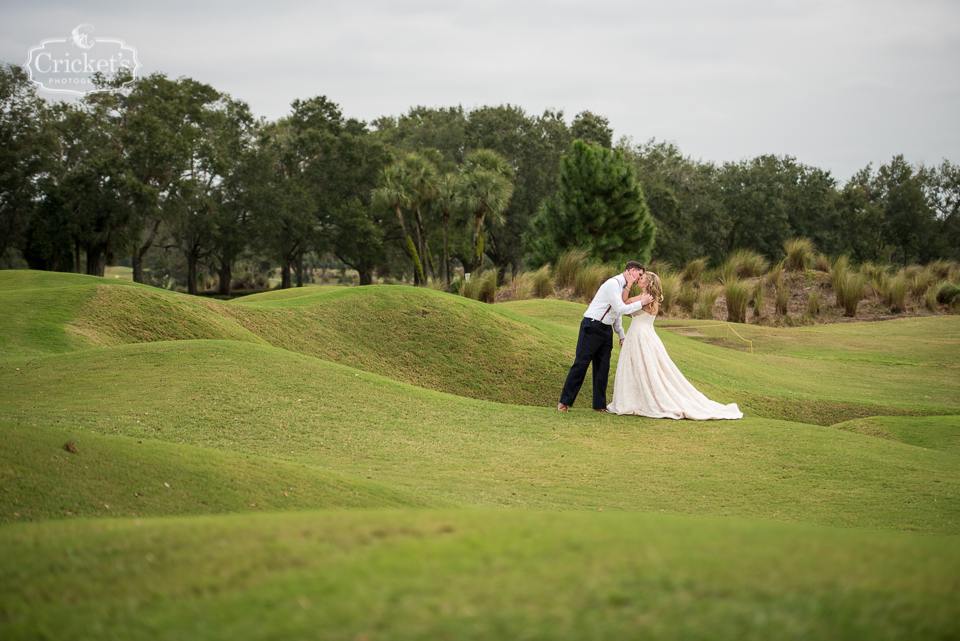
607, 272, 743, 420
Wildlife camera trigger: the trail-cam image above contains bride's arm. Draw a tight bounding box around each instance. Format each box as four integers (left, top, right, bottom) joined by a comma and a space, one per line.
624, 294, 645, 304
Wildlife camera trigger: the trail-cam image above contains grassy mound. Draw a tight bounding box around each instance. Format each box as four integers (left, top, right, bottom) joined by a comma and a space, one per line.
5, 272, 958, 418
0, 271, 262, 357
0, 419, 448, 523
834, 415, 960, 455
2, 509, 958, 640
2, 340, 957, 534
222, 286, 573, 406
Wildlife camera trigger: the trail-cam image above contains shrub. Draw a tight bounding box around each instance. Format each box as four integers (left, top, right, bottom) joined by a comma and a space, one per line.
678, 284, 697, 314
836, 271, 866, 317
936, 282, 960, 306
784, 237, 815, 271
531, 264, 553, 299
574, 263, 615, 302
775, 285, 789, 316
555, 248, 588, 290
767, 260, 785, 286
807, 291, 821, 317
694, 285, 721, 320
751, 280, 766, 320
659, 272, 681, 315
681, 258, 708, 284
724, 279, 750, 323
926, 281, 946, 311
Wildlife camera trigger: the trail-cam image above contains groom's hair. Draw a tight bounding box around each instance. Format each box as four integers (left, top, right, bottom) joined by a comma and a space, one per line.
625, 261, 645, 273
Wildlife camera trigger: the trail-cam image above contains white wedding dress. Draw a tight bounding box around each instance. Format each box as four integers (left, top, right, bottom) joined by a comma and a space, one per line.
607, 310, 743, 420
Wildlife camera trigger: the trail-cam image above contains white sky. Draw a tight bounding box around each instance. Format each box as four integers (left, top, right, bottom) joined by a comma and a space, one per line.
3, 0, 958, 181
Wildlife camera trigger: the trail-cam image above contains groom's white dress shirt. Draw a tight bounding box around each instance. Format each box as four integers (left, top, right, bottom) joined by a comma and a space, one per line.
583, 274, 649, 341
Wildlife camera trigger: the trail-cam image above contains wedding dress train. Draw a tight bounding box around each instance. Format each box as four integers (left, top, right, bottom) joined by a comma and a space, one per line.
607, 311, 743, 420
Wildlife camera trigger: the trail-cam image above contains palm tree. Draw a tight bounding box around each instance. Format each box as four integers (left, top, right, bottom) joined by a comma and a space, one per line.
372, 163, 423, 284
433, 172, 464, 292
461, 149, 514, 273
400, 154, 440, 282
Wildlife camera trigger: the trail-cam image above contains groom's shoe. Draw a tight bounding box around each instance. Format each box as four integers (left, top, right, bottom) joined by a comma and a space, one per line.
594, 408, 610, 413
557, 403, 569, 412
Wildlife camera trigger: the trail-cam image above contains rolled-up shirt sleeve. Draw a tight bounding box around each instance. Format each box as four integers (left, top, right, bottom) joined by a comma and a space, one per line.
601, 279, 645, 341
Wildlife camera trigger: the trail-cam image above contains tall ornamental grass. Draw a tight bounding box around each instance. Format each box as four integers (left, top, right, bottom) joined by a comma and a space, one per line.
926, 259, 955, 280
724, 279, 750, 323
555, 248, 588, 290
459, 270, 498, 303
574, 264, 615, 302
815, 253, 832, 273
681, 258, 708, 284
531, 265, 554, 299
767, 260, 785, 286
836, 271, 866, 317
909, 268, 936, 300
784, 237, 815, 271
751, 280, 766, 320
510, 273, 534, 301
659, 272, 681, 315
775, 285, 789, 317
723, 249, 769, 280
807, 291, 821, 317
926, 282, 947, 311
831, 255, 851, 292
859, 261, 888, 298
694, 285, 721, 320
883, 273, 908, 313
678, 284, 697, 314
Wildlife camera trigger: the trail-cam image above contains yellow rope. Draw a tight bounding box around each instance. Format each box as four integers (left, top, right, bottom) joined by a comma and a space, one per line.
657, 322, 754, 354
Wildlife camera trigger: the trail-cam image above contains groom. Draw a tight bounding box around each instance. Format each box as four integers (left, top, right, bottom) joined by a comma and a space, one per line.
557, 261, 652, 412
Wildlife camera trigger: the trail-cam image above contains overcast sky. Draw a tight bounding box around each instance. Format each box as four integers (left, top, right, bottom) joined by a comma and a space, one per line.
4, 0, 958, 181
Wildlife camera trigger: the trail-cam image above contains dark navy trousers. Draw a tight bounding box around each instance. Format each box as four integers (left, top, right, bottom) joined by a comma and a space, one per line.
559, 318, 613, 409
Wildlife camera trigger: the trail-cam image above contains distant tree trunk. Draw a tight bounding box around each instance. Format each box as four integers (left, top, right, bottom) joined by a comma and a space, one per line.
74, 241, 82, 275
295, 253, 304, 287
187, 254, 198, 295
217, 258, 232, 296
358, 269, 373, 286
131, 219, 163, 284
413, 205, 435, 281
472, 214, 486, 273
280, 261, 292, 289
442, 215, 450, 292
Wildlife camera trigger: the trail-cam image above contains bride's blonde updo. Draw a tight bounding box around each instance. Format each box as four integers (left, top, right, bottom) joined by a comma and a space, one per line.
644, 272, 664, 303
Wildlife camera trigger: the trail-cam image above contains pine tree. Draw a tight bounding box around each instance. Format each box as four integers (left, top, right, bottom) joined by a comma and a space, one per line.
526, 140, 656, 267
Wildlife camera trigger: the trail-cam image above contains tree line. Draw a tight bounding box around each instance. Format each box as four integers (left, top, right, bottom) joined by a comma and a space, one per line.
2, 62, 958, 295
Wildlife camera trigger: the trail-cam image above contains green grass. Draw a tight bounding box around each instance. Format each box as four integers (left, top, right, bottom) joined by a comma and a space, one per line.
834, 415, 960, 455
0, 419, 448, 522
3, 509, 958, 640
2, 270, 960, 639
2, 340, 958, 534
